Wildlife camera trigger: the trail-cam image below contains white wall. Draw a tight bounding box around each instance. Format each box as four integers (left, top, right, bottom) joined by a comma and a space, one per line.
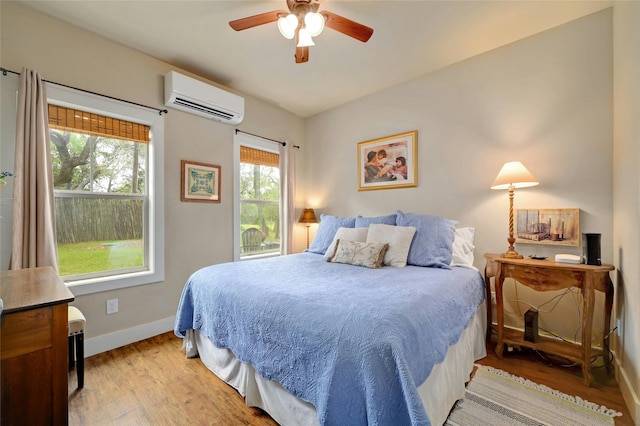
613, 2, 640, 422
307, 10, 614, 263
0, 1, 307, 349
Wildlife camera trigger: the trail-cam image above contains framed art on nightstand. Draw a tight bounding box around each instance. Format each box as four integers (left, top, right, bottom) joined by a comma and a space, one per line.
181, 160, 221, 203
515, 208, 579, 247
357, 130, 417, 191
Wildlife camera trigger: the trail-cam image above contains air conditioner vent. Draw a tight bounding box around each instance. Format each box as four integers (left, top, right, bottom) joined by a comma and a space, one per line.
164, 71, 244, 125
173, 97, 235, 121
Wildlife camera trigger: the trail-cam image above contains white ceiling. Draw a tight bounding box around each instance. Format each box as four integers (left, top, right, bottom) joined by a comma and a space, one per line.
16, 0, 613, 118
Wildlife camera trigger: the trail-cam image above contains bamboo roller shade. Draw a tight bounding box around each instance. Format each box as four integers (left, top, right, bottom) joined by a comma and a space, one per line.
240, 146, 279, 168
48, 104, 150, 143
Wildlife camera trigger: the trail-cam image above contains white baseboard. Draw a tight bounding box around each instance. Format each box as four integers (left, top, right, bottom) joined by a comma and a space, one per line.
613, 350, 640, 424
84, 316, 175, 358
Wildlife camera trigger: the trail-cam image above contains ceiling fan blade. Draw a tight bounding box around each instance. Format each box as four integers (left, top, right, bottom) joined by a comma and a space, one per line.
321, 10, 373, 43
229, 10, 287, 31
295, 46, 309, 63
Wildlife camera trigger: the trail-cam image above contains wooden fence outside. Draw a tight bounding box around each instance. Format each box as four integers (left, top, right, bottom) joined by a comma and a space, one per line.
55, 197, 143, 244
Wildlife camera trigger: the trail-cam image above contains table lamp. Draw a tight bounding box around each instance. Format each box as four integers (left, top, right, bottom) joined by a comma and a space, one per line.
491, 161, 539, 259
298, 208, 318, 249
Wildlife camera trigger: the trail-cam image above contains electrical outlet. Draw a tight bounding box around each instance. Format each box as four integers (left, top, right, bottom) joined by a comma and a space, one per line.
617, 318, 622, 337
491, 291, 497, 304
106, 298, 118, 315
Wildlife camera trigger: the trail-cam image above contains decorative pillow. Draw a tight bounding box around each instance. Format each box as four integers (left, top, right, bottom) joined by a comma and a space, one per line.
330, 239, 388, 269
395, 210, 457, 269
324, 227, 369, 260
450, 227, 476, 269
355, 214, 397, 228
307, 214, 356, 255
365, 223, 416, 267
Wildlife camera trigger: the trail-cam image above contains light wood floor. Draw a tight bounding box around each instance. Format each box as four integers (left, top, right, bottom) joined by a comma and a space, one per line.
69, 332, 634, 425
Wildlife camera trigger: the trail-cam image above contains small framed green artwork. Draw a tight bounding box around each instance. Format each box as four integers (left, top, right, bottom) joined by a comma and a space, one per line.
181, 160, 221, 203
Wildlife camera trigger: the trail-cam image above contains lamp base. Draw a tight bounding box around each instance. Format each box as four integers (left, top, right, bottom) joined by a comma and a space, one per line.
501, 248, 523, 259
501, 236, 523, 259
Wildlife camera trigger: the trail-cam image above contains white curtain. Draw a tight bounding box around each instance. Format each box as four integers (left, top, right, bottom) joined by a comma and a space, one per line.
280, 142, 296, 255
11, 68, 58, 272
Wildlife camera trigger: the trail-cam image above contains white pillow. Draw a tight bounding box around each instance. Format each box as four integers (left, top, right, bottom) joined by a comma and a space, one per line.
450, 227, 476, 269
366, 224, 416, 267
324, 227, 369, 261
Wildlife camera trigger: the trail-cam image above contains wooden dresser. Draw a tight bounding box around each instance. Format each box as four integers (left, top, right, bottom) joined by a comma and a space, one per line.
1, 267, 74, 425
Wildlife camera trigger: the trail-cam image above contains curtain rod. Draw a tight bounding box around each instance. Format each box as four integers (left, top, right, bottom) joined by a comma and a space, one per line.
235, 129, 299, 149
1, 67, 168, 116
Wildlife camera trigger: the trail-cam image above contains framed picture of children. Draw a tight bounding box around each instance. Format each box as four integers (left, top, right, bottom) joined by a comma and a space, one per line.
357, 130, 417, 191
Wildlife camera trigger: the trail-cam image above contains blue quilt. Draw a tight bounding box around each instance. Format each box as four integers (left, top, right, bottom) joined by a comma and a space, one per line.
174, 252, 485, 425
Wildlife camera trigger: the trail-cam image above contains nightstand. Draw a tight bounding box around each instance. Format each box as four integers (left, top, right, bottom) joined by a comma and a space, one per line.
483, 253, 614, 386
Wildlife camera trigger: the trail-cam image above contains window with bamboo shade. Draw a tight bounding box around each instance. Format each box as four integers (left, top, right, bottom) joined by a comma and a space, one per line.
47, 103, 150, 280
45, 83, 164, 295
238, 142, 281, 259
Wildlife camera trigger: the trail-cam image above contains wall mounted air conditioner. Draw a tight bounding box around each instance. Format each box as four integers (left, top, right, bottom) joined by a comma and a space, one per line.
164, 71, 244, 125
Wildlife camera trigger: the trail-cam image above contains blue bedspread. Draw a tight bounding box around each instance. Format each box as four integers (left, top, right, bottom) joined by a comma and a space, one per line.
175, 252, 485, 425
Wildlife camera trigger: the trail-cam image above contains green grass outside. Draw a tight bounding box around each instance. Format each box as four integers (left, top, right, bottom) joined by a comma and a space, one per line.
57, 240, 143, 277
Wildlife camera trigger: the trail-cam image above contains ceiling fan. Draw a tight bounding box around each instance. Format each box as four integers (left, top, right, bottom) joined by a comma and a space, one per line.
229, 0, 374, 64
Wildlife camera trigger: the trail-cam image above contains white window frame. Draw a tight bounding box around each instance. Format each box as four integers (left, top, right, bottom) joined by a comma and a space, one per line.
47, 84, 164, 295
233, 132, 282, 261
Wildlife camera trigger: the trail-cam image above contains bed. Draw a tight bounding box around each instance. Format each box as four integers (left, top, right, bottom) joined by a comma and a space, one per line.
175, 211, 487, 426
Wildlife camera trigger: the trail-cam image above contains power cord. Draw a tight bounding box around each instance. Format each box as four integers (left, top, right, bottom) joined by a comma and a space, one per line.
532, 326, 617, 368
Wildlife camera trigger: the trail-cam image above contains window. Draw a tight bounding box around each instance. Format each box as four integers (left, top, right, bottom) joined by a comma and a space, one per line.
47, 84, 164, 295
234, 133, 282, 260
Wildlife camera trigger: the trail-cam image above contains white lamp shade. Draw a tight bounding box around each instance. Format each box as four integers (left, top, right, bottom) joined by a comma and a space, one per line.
297, 27, 315, 47
278, 14, 298, 39
304, 12, 325, 36
491, 161, 539, 190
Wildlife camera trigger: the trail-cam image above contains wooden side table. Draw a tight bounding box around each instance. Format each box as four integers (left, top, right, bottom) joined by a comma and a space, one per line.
483, 253, 614, 386
1, 267, 75, 425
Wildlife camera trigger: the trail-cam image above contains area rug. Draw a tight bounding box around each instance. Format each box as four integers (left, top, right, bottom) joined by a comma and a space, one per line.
445, 364, 622, 426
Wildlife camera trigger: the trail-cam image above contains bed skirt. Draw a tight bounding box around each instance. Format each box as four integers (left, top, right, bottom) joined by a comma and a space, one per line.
184, 301, 487, 426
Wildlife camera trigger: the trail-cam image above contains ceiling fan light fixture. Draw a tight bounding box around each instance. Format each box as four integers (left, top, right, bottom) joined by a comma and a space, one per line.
297, 27, 315, 47
277, 13, 298, 39
304, 12, 325, 37
229, 1, 374, 64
